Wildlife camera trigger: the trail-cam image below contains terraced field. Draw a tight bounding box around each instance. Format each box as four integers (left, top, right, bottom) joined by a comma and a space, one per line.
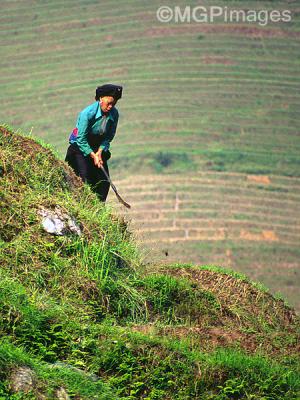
108, 171, 300, 311
1, 1, 299, 309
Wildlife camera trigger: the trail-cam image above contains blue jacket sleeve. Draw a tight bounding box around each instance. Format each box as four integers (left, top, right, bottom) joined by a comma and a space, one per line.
76, 110, 94, 156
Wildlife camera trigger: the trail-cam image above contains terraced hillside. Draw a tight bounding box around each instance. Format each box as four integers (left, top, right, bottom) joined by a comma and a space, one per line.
108, 171, 300, 311
1, 1, 299, 172
1, 1, 299, 310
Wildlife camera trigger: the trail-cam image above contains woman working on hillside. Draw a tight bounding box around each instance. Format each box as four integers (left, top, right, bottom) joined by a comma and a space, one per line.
65, 84, 122, 202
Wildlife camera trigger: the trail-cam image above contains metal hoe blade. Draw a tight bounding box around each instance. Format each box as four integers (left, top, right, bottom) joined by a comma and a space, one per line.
100, 165, 131, 209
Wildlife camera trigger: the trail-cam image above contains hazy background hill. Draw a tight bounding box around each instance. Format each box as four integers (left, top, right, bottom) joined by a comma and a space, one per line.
0, 0, 299, 310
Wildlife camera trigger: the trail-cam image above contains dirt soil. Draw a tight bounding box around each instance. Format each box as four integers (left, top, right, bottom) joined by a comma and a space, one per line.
0, 126, 83, 192
134, 266, 300, 358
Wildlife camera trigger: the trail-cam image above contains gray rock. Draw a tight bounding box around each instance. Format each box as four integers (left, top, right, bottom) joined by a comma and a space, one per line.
55, 387, 71, 400
38, 206, 81, 236
9, 366, 35, 394
9, 366, 71, 399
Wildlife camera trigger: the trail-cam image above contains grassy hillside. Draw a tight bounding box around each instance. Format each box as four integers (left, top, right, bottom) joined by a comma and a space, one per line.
0, 1, 299, 311
0, 125, 300, 398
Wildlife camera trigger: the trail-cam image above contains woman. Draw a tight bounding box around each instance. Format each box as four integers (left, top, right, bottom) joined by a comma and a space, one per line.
65, 84, 122, 201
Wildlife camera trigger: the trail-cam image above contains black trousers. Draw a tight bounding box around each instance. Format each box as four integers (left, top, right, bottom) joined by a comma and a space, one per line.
65, 143, 110, 202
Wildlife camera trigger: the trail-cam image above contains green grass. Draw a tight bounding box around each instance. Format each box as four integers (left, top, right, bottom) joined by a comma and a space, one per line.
0, 125, 299, 399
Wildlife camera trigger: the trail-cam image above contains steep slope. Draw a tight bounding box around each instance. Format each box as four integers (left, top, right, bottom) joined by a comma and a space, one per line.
0, 125, 299, 399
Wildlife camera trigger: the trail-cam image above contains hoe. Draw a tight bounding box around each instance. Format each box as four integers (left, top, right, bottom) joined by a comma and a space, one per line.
100, 165, 131, 209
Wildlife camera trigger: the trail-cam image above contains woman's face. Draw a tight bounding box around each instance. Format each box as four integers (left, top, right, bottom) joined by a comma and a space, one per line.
100, 96, 117, 113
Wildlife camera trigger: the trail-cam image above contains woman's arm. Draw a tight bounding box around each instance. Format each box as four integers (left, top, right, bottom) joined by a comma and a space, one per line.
76, 112, 94, 157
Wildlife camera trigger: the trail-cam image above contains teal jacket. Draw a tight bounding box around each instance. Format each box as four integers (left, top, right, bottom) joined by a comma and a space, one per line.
69, 101, 119, 156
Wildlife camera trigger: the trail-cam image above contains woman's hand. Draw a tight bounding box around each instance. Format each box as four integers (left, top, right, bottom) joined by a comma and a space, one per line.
95, 148, 103, 164
90, 151, 103, 168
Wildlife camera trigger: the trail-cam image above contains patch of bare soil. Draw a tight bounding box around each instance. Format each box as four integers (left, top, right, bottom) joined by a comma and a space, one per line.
1, 126, 44, 155
0, 126, 83, 192
138, 266, 300, 357
239, 229, 279, 241
169, 268, 296, 322
165, 326, 258, 352
130, 323, 260, 354
247, 175, 271, 185
62, 163, 84, 192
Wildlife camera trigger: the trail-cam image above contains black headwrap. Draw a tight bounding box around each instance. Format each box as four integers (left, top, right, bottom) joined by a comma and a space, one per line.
95, 84, 123, 101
